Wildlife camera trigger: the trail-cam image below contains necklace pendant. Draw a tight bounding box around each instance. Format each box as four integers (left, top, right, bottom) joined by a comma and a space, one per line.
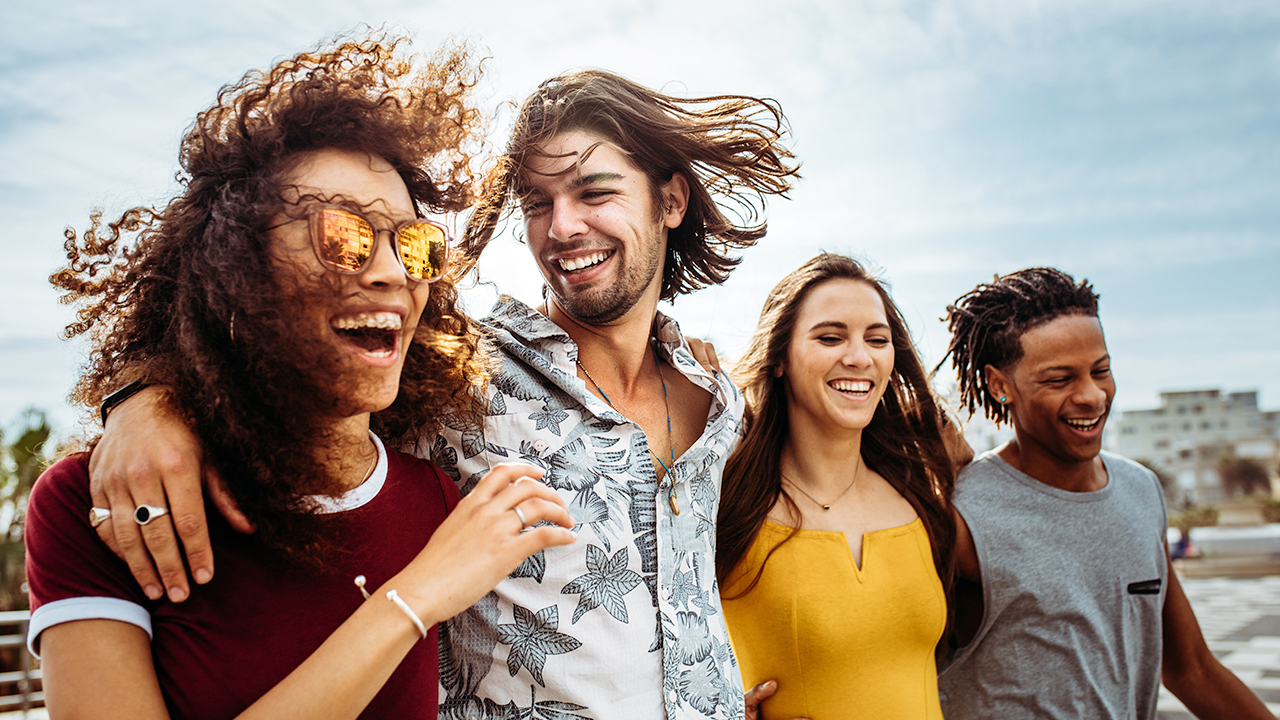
822, 504, 831, 510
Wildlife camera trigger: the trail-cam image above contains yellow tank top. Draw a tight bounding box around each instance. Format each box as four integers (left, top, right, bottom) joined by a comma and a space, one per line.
722, 517, 946, 720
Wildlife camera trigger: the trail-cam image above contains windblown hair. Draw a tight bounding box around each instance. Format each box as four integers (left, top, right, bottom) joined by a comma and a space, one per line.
937, 267, 1099, 425
51, 32, 490, 568
716, 254, 957, 603
462, 69, 800, 299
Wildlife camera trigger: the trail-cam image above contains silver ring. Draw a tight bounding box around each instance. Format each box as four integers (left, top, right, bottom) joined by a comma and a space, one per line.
513, 506, 529, 530
89, 507, 111, 528
134, 505, 169, 525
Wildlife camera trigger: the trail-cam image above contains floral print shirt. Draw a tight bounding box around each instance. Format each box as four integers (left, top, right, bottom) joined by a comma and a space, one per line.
431, 296, 746, 720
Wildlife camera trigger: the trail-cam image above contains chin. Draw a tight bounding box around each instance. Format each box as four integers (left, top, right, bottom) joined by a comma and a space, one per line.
329, 382, 401, 418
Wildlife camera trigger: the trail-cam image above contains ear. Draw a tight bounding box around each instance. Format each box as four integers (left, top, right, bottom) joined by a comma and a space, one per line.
773, 362, 785, 378
659, 172, 690, 230
984, 364, 1014, 406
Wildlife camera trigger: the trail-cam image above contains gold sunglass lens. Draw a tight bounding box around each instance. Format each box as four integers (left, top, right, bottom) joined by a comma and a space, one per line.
397, 222, 447, 281
317, 208, 374, 273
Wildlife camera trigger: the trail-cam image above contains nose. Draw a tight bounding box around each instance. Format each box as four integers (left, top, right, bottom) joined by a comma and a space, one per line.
1074, 378, 1108, 410
547, 198, 588, 242
359, 230, 409, 288
842, 340, 873, 368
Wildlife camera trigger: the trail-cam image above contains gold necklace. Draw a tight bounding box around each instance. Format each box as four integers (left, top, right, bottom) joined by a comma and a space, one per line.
576, 345, 681, 515
782, 453, 862, 511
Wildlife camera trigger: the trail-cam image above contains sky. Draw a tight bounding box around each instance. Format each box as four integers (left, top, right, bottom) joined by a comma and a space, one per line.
1, 0, 1278, 442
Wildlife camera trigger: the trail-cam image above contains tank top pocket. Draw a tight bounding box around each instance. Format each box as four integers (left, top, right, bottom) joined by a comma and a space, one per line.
1119, 571, 1164, 698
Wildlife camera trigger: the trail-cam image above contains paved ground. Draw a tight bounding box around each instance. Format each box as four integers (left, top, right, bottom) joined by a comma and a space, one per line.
5, 574, 1279, 719
1159, 574, 1280, 718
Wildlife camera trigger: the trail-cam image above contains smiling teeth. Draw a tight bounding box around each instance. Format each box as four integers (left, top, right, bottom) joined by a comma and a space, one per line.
331, 312, 402, 331
1066, 418, 1101, 427
830, 380, 872, 393
558, 251, 610, 272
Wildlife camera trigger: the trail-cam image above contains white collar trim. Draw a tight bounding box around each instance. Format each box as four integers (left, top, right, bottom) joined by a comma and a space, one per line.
308, 431, 388, 514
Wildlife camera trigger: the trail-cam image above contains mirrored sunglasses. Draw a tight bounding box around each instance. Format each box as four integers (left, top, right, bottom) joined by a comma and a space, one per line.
306, 204, 449, 283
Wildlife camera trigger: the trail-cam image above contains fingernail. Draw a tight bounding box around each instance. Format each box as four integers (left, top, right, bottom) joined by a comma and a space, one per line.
168, 586, 187, 602
194, 568, 212, 584
144, 584, 163, 600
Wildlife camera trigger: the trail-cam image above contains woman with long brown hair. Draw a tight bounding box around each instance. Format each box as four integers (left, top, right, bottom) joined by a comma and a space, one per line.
717, 253, 957, 720
25, 34, 574, 720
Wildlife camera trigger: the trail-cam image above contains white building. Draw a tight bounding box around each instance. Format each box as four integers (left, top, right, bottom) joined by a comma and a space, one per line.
1113, 390, 1280, 504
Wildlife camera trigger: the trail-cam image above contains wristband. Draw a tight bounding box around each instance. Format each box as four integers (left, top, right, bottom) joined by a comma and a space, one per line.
100, 380, 152, 425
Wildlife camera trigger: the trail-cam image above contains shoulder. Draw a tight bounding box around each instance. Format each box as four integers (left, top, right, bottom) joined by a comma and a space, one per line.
1100, 451, 1156, 479
1101, 452, 1164, 496
1100, 451, 1167, 520
386, 449, 462, 510
27, 454, 92, 527
954, 452, 1006, 492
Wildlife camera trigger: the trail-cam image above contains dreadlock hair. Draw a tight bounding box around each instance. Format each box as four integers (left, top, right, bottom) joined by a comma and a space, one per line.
460, 69, 800, 299
717, 254, 957, 606
51, 31, 490, 570
937, 267, 1100, 425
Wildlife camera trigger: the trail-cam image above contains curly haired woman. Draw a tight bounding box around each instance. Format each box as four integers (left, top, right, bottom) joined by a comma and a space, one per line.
25, 33, 575, 720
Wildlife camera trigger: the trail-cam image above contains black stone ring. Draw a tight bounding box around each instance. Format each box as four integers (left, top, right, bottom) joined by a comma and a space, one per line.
134, 504, 169, 525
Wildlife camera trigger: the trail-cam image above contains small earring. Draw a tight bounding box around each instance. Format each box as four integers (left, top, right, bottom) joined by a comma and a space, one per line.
229, 311, 237, 343
999, 396, 1007, 403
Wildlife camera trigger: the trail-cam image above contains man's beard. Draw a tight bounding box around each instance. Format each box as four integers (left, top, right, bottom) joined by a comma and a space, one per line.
550, 238, 665, 326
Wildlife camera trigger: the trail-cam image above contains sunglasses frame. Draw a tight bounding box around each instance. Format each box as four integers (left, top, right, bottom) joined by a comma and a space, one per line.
304, 203, 450, 283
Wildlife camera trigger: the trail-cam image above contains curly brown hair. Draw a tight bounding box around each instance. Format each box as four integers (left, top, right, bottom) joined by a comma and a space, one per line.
717, 254, 957, 606
50, 32, 490, 567
461, 69, 801, 299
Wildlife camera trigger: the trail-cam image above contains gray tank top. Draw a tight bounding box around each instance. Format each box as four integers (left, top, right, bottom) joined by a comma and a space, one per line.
938, 450, 1168, 719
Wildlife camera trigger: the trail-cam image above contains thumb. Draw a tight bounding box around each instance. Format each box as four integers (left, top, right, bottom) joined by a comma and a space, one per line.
206, 466, 255, 533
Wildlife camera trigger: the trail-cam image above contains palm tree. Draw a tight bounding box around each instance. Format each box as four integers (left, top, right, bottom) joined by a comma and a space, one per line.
0, 409, 54, 611
1217, 455, 1271, 500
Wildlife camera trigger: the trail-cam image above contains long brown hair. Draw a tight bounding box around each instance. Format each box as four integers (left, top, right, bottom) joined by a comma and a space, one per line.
462, 69, 801, 299
51, 32, 489, 568
716, 254, 957, 600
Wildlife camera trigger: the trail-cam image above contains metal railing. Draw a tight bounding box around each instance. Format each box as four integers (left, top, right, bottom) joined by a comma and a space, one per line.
0, 611, 41, 716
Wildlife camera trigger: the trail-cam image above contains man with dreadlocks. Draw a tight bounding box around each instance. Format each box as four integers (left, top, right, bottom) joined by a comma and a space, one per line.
89, 68, 800, 719
935, 268, 1268, 719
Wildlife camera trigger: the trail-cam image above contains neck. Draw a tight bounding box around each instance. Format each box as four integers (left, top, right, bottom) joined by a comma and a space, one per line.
322, 413, 378, 492
781, 411, 866, 494
998, 434, 1108, 493
545, 296, 660, 397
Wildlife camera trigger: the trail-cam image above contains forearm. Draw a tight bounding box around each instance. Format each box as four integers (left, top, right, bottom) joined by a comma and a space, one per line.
1165, 659, 1273, 720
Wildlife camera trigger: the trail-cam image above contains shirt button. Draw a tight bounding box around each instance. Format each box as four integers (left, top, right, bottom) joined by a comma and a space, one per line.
660, 588, 671, 602
533, 440, 548, 452
668, 690, 678, 703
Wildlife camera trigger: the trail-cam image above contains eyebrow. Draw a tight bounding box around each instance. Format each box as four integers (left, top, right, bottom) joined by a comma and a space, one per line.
567, 172, 625, 190
515, 171, 624, 199
1037, 354, 1111, 374
808, 320, 890, 332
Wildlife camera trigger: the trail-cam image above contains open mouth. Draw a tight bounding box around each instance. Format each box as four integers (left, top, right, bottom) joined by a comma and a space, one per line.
557, 250, 612, 274
829, 379, 873, 397
331, 312, 402, 358
1064, 416, 1104, 432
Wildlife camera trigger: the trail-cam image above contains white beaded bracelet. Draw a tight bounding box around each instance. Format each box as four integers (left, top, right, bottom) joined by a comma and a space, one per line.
385, 589, 427, 640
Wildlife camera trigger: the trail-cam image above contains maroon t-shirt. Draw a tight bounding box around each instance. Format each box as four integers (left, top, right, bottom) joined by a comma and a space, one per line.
26, 446, 459, 720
